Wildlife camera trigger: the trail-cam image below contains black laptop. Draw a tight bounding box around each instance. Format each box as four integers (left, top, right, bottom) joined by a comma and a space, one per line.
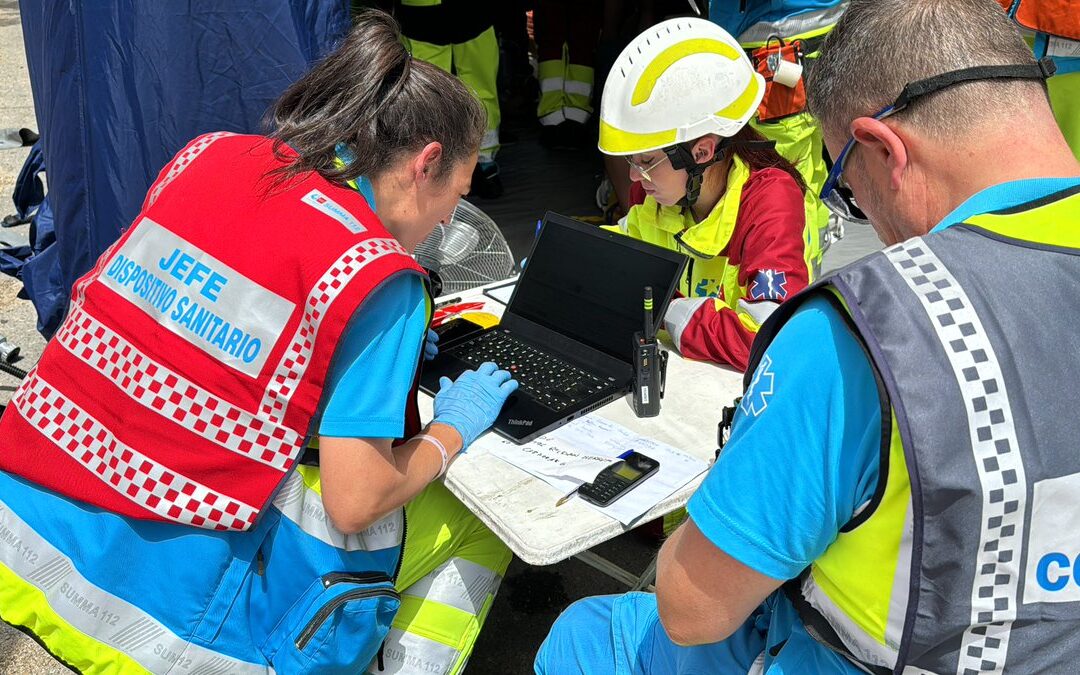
420, 212, 687, 444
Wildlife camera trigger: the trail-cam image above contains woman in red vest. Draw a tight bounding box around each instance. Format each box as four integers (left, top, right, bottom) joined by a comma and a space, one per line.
0, 10, 516, 674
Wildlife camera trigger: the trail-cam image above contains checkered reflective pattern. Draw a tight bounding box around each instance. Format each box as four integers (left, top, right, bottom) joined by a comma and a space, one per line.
147, 132, 234, 207
259, 237, 410, 421
12, 376, 259, 531
886, 239, 1026, 674
56, 307, 302, 471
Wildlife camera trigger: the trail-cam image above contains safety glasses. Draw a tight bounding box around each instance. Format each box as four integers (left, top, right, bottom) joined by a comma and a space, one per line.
625, 153, 670, 184
819, 59, 1056, 226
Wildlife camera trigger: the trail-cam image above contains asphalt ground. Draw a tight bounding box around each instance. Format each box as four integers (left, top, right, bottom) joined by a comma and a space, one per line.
0, 5, 882, 670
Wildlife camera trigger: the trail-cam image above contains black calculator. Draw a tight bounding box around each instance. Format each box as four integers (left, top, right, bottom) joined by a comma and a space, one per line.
578, 451, 660, 507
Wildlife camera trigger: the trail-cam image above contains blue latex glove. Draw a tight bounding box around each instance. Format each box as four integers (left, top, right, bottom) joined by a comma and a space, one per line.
424, 328, 439, 361
433, 362, 518, 449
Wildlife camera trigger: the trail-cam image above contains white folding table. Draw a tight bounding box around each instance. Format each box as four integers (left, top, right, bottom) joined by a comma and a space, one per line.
419, 284, 744, 585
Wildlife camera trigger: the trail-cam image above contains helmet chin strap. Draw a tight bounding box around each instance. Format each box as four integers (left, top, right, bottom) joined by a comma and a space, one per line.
662, 137, 776, 208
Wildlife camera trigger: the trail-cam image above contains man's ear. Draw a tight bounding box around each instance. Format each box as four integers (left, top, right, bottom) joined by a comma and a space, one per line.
414, 142, 444, 182
850, 117, 908, 190
691, 136, 719, 165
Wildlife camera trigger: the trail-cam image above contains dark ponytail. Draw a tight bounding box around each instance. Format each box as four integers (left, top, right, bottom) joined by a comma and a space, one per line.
727, 124, 808, 194
269, 9, 486, 187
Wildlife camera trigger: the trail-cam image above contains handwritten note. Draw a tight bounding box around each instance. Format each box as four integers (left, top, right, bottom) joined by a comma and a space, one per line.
490, 416, 709, 524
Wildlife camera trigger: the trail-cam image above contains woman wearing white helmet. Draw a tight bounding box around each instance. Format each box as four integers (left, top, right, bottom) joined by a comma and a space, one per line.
600, 17, 815, 371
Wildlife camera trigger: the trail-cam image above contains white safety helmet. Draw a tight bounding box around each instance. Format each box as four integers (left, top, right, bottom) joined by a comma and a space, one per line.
598, 18, 765, 157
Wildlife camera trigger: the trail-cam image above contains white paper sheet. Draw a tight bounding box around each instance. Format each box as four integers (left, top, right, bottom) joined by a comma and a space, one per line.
482, 280, 516, 305
489, 417, 625, 483
490, 416, 709, 525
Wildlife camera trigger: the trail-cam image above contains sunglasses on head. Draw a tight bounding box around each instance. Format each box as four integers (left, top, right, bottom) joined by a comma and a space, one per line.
819, 58, 1056, 225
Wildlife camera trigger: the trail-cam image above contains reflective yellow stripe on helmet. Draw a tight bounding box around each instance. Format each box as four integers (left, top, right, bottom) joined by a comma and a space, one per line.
602, 38, 762, 155
631, 38, 744, 106
599, 119, 678, 155
716, 73, 762, 122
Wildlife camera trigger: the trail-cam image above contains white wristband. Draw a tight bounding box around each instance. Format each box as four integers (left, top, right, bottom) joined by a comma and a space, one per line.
416, 434, 449, 480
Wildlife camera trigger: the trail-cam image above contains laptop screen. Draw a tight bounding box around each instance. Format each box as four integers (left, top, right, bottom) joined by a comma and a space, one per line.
508, 213, 687, 363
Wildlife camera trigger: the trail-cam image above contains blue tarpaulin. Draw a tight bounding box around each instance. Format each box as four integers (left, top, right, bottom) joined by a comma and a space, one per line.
11, 1, 352, 337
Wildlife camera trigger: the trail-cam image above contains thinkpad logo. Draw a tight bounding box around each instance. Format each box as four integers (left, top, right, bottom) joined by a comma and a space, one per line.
508, 419, 534, 427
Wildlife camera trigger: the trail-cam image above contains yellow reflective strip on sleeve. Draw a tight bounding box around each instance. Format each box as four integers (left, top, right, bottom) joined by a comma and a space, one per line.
631, 39, 742, 106
599, 119, 678, 155
716, 73, 762, 122
0, 561, 150, 675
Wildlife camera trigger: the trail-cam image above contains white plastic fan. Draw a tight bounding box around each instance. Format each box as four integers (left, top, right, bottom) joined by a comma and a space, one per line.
414, 199, 514, 295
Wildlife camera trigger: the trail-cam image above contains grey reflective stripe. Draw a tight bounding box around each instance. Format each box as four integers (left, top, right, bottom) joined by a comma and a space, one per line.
401, 557, 500, 616
540, 109, 590, 125
480, 129, 499, 152
0, 501, 266, 674
884, 503, 914, 651
1047, 36, 1080, 59
372, 627, 461, 675
272, 470, 403, 551
564, 80, 593, 97
736, 298, 781, 326
886, 239, 1027, 672
737, 3, 848, 44
663, 297, 711, 353
539, 77, 563, 92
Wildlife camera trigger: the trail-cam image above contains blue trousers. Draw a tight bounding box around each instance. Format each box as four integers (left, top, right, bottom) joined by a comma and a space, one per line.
535, 593, 769, 674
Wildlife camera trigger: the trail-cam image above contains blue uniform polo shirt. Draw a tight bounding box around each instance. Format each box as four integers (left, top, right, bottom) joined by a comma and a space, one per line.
316, 176, 429, 439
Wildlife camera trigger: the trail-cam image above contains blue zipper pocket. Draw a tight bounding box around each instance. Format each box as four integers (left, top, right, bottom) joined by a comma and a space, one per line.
294, 573, 399, 650
264, 570, 401, 674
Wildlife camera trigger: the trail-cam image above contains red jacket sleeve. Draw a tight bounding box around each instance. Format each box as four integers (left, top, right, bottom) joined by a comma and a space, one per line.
676, 168, 808, 371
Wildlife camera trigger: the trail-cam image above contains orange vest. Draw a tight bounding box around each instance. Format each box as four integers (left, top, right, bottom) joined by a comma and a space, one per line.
997, 0, 1080, 40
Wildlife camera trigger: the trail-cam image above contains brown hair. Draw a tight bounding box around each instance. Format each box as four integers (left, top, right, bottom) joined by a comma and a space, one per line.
269, 9, 485, 187
726, 124, 808, 194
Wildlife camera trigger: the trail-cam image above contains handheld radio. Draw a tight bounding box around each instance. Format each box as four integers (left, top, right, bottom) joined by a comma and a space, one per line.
631, 286, 667, 418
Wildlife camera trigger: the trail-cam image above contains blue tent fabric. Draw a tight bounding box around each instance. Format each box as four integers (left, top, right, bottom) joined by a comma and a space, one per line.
15, 1, 352, 337
0, 142, 52, 296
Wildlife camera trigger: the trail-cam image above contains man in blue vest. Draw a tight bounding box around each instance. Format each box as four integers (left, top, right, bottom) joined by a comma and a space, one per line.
535, 0, 1080, 672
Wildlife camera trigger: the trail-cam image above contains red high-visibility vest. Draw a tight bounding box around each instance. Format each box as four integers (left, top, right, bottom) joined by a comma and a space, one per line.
0, 133, 425, 531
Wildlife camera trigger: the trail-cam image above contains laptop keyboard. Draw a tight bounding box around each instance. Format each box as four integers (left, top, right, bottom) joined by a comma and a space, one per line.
449, 330, 611, 412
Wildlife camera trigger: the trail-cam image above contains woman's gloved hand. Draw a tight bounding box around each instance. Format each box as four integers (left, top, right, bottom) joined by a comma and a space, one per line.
423, 328, 440, 361
433, 362, 518, 449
